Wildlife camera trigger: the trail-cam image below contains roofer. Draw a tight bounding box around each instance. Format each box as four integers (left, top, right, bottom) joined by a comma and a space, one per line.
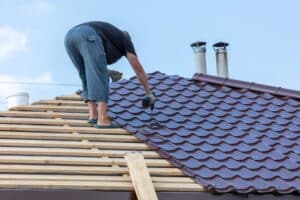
64, 21, 155, 128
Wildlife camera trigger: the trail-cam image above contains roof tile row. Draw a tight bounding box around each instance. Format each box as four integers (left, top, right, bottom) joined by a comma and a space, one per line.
108, 71, 300, 194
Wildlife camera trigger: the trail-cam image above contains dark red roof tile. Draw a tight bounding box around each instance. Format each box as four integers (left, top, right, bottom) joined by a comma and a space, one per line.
108, 71, 300, 194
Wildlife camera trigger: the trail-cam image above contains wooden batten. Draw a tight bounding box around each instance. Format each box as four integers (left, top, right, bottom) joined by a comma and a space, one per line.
0, 93, 204, 192
125, 152, 158, 200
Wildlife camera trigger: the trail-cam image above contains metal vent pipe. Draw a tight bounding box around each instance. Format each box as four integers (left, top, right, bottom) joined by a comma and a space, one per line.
213, 42, 229, 78
7, 92, 29, 110
191, 41, 207, 74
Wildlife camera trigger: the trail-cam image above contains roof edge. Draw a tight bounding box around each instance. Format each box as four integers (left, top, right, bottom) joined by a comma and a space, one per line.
192, 73, 300, 100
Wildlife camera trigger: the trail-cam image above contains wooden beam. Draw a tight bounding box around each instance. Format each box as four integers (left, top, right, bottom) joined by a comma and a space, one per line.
125, 152, 158, 200
0, 131, 138, 142
9, 105, 88, 112
0, 147, 160, 158
0, 117, 89, 126
0, 164, 183, 176
0, 174, 133, 182
56, 94, 82, 101
0, 111, 88, 119
0, 155, 171, 167
0, 139, 150, 150
33, 100, 85, 106
0, 93, 206, 192
0, 174, 202, 191
0, 124, 129, 134
0, 180, 132, 190
0, 174, 195, 183
0, 180, 203, 191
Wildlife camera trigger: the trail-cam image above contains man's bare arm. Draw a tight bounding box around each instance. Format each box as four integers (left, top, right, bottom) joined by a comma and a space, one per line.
126, 52, 152, 95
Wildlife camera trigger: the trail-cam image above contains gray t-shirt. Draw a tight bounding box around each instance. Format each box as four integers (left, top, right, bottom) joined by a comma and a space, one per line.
80, 21, 136, 65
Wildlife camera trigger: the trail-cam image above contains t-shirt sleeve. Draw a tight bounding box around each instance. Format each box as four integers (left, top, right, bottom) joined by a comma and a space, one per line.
122, 36, 137, 56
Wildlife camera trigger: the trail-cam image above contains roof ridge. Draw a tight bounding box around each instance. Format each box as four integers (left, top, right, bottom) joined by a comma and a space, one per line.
192, 73, 300, 100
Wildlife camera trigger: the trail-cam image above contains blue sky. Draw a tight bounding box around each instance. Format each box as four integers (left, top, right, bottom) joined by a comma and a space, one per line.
1, 0, 300, 110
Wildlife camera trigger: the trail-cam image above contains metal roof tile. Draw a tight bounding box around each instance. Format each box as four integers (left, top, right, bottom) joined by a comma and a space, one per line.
109, 71, 300, 194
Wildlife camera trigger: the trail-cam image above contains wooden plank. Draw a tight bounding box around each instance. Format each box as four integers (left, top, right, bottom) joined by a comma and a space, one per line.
0, 174, 195, 183
33, 100, 85, 107
0, 164, 183, 176
0, 117, 89, 126
150, 177, 195, 183
0, 180, 204, 191
0, 124, 129, 134
0, 111, 88, 119
0, 131, 139, 142
0, 147, 160, 158
154, 182, 204, 191
125, 152, 158, 200
0, 93, 205, 191
0, 155, 171, 167
0, 139, 150, 150
0, 180, 132, 190
10, 105, 88, 112
0, 174, 133, 182
0, 174, 200, 191
56, 94, 82, 101
0, 164, 128, 174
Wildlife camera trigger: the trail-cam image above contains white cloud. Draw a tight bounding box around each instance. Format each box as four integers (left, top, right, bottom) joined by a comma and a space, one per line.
0, 72, 55, 100
23, 1, 54, 16
0, 26, 27, 60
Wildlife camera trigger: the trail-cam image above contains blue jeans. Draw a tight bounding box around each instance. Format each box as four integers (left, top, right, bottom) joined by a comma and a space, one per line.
64, 25, 109, 103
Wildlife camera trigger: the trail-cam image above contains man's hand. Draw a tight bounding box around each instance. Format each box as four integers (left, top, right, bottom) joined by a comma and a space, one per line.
142, 93, 155, 109
108, 69, 122, 82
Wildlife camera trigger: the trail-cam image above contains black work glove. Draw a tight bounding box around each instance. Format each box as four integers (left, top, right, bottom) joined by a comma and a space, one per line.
142, 93, 155, 109
108, 69, 122, 82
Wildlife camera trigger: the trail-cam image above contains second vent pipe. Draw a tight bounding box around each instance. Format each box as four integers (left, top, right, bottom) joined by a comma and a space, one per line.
213, 42, 229, 78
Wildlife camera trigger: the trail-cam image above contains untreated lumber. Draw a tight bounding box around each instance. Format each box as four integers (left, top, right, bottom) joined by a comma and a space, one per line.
10, 105, 88, 112
0, 139, 150, 150
0, 180, 203, 191
0, 155, 171, 167
0, 117, 89, 126
0, 124, 129, 134
125, 152, 158, 200
0, 147, 160, 158
0, 111, 88, 119
0, 164, 183, 176
56, 94, 82, 101
33, 100, 85, 106
0, 174, 195, 183
0, 131, 138, 142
